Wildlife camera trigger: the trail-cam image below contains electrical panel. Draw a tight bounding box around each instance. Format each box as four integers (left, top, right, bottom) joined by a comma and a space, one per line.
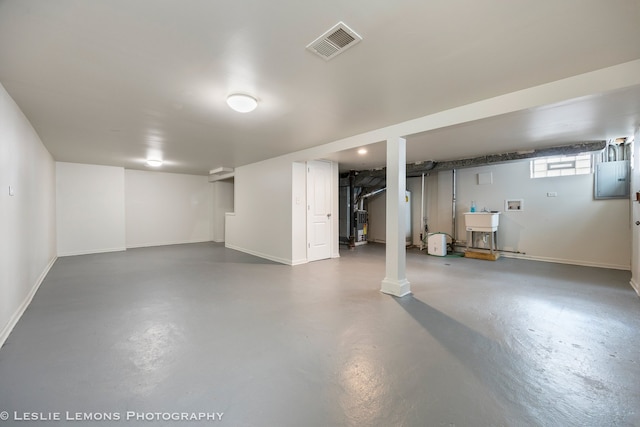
595, 160, 629, 199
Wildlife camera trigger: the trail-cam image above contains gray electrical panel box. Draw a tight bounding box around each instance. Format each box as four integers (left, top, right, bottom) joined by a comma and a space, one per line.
594, 160, 630, 199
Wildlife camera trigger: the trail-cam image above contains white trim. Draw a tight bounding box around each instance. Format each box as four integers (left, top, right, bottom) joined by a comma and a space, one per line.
208, 172, 235, 182
57, 247, 126, 257
126, 239, 210, 249
0, 256, 57, 349
381, 278, 411, 297
225, 243, 292, 265
291, 258, 308, 266
500, 252, 630, 271
630, 278, 640, 297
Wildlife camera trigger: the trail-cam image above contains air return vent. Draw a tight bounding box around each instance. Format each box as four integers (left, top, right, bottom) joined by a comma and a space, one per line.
306, 22, 362, 60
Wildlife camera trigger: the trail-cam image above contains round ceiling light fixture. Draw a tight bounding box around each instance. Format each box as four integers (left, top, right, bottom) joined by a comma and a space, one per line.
226, 94, 258, 113
357, 148, 367, 155
145, 159, 163, 167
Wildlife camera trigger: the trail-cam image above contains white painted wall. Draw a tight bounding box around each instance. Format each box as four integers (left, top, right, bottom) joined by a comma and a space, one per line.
56, 163, 125, 256
0, 83, 56, 346
366, 160, 630, 269
226, 157, 339, 265
211, 180, 234, 243
367, 186, 419, 245
291, 162, 307, 265
427, 170, 455, 240
331, 161, 340, 259
367, 192, 386, 243
227, 63, 640, 266
226, 157, 293, 264
125, 170, 211, 248
630, 130, 640, 295
450, 161, 629, 269
408, 177, 426, 245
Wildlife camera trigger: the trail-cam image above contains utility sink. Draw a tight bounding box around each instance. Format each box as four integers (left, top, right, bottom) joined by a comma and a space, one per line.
464, 212, 500, 232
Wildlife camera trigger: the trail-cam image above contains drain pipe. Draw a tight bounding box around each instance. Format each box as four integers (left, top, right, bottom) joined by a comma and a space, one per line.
452, 169, 457, 243
420, 173, 425, 250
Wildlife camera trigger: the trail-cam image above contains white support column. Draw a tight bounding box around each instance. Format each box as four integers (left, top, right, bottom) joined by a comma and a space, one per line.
381, 137, 411, 297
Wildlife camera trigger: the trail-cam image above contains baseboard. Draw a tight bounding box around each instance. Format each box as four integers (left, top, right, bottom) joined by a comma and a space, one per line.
0, 256, 57, 350
499, 252, 630, 271
126, 239, 210, 249
224, 243, 292, 265
57, 247, 126, 257
291, 258, 308, 266
630, 278, 640, 297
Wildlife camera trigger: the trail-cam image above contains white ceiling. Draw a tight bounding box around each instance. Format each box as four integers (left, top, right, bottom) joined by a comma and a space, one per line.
1, 0, 639, 175
330, 86, 640, 171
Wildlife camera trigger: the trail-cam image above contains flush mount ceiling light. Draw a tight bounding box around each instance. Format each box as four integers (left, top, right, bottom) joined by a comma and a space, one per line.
357, 148, 367, 155
226, 94, 257, 113
145, 159, 163, 167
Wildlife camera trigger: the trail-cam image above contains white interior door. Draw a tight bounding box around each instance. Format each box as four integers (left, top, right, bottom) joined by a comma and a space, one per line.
307, 160, 332, 262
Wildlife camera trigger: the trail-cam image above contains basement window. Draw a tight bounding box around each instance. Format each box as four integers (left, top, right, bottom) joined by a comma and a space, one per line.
530, 153, 592, 178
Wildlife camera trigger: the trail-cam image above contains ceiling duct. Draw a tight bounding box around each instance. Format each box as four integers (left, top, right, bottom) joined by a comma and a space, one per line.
340, 141, 606, 189
209, 166, 234, 182
306, 22, 362, 60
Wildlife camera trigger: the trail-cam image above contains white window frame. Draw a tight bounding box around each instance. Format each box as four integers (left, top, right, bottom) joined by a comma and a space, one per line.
530, 153, 593, 179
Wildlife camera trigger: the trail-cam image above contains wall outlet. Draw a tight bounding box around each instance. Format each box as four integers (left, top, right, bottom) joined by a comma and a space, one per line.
547, 192, 558, 197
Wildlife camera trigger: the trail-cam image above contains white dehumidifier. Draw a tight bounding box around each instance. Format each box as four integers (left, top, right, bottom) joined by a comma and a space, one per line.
427, 233, 447, 256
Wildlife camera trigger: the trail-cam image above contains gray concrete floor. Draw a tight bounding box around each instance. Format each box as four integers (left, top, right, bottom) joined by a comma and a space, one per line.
0, 242, 638, 427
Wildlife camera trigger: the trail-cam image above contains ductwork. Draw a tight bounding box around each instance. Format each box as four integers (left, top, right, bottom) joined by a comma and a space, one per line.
340, 140, 606, 189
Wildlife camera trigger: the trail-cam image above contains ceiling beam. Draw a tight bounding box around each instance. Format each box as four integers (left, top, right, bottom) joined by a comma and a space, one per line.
415, 140, 606, 175
341, 140, 606, 187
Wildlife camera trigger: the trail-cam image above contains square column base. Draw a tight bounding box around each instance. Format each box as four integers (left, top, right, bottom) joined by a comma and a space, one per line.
381, 278, 411, 297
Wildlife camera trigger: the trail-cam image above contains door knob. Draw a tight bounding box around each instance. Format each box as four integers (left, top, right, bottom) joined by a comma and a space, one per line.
327, 213, 332, 218
636, 221, 640, 226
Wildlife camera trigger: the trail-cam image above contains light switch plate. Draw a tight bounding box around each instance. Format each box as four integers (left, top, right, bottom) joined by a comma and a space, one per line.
9, 185, 15, 196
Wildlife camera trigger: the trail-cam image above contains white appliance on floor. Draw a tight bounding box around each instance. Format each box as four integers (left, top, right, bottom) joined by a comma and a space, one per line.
427, 233, 447, 256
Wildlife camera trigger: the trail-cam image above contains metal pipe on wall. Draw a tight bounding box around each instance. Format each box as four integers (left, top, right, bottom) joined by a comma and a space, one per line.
452, 169, 457, 242
420, 173, 425, 250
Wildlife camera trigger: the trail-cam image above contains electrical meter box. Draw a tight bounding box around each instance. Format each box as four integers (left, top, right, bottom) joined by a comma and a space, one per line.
427, 234, 447, 257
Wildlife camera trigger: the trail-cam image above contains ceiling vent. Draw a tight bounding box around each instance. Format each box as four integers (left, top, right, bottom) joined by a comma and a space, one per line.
306, 22, 362, 61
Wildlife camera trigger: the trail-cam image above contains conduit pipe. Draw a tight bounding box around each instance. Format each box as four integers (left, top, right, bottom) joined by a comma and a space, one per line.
360, 187, 387, 210
420, 173, 425, 251
452, 169, 457, 242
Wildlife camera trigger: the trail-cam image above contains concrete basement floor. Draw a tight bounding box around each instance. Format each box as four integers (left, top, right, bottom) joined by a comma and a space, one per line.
0, 242, 638, 427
